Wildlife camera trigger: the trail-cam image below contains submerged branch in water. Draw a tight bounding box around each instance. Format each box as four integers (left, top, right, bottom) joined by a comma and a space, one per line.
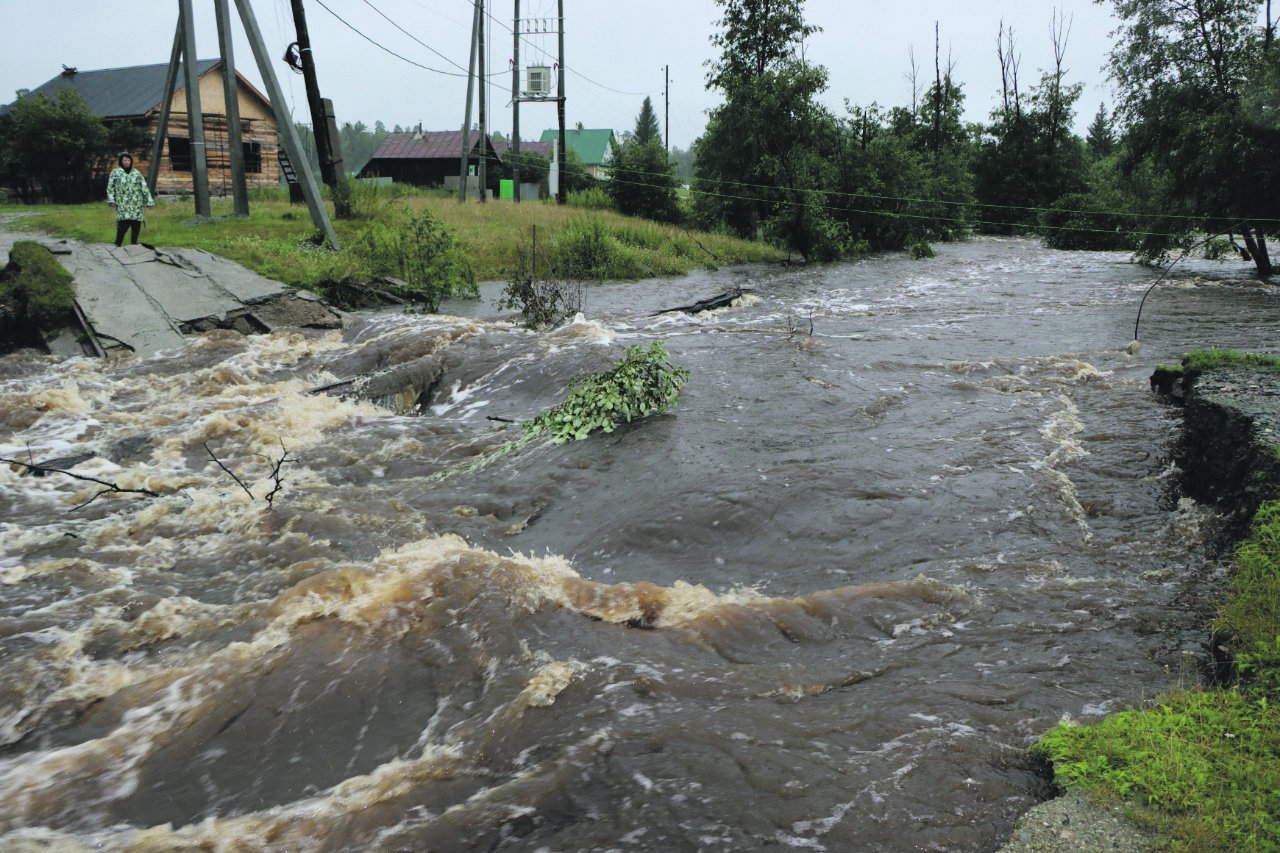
2, 455, 161, 511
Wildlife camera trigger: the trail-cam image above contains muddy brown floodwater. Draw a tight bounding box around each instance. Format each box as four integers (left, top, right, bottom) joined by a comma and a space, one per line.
2, 237, 1277, 851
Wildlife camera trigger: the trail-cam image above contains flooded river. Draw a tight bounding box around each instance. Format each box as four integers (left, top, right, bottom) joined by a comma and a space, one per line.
2, 237, 1278, 851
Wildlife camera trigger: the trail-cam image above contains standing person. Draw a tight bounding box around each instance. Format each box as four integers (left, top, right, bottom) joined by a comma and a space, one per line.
106, 152, 154, 247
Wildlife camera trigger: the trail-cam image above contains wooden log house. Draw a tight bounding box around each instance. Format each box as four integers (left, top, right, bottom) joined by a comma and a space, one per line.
9, 60, 281, 197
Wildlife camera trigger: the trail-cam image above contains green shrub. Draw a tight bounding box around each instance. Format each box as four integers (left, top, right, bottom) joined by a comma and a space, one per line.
556, 217, 640, 280
567, 187, 612, 210
346, 207, 477, 311
910, 240, 936, 260
0, 240, 77, 330
525, 341, 690, 443
497, 229, 581, 328
1041, 191, 1139, 251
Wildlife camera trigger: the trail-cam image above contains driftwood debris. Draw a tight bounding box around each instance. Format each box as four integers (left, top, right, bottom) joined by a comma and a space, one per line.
652, 287, 752, 317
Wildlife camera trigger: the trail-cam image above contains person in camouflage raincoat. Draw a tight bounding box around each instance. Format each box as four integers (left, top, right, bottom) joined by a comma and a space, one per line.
106, 152, 154, 247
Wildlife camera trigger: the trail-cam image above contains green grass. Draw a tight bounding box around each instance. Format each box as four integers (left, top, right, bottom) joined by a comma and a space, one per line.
5, 190, 782, 303
0, 240, 77, 330
1035, 686, 1280, 851
1181, 350, 1280, 374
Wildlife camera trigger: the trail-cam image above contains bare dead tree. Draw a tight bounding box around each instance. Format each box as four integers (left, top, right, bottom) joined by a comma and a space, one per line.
203, 440, 292, 507
259, 439, 291, 508
1047, 8, 1074, 164
2, 455, 161, 512
905, 45, 922, 117
997, 20, 1023, 122
204, 442, 254, 500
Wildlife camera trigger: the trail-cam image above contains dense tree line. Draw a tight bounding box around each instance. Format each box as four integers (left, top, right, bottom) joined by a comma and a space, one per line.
602, 0, 1278, 277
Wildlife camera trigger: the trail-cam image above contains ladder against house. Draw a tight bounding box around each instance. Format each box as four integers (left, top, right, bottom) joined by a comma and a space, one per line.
277, 145, 304, 204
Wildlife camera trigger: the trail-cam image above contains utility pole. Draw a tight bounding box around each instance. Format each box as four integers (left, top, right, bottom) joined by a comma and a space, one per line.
178, 0, 211, 220
511, 0, 520, 202
232, 0, 338, 247
214, 0, 249, 217
290, 0, 350, 218
664, 64, 669, 154
458, 0, 481, 203
477, 0, 487, 203
556, 0, 566, 205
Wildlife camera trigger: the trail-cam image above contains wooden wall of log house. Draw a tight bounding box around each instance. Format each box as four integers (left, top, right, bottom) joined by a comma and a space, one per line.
133, 71, 282, 197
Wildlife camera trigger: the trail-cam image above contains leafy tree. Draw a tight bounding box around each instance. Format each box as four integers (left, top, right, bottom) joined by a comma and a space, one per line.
1102, 0, 1280, 275
607, 100, 681, 222
0, 88, 149, 204
1085, 103, 1116, 159
497, 149, 551, 188
633, 96, 662, 146
668, 145, 694, 179
972, 13, 1088, 233
694, 0, 847, 260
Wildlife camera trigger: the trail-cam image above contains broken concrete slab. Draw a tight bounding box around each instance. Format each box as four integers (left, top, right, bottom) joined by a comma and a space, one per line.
1, 228, 345, 358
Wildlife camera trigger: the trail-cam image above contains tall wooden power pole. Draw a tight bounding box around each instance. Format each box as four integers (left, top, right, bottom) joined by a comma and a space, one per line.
458, 0, 481, 202
178, 0, 211, 220
214, 0, 249, 217
556, 0, 566, 205
511, 0, 520, 202
664, 64, 669, 153
477, 0, 486, 203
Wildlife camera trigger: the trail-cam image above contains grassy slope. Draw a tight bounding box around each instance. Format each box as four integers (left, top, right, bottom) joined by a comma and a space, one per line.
7, 189, 783, 293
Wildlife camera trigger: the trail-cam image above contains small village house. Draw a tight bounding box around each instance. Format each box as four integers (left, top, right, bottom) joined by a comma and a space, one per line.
3, 59, 281, 198
538, 127, 616, 178
358, 130, 500, 193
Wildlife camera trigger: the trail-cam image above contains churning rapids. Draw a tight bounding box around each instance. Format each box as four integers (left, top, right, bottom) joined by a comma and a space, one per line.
2, 236, 1278, 852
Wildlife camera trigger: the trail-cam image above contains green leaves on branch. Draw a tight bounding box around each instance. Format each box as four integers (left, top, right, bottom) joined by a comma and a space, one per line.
525, 341, 690, 443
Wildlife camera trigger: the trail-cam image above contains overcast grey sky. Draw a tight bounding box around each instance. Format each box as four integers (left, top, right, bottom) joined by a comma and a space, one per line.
1, 0, 1121, 150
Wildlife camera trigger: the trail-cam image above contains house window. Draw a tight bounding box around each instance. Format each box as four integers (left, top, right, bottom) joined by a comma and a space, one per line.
168, 137, 191, 172
242, 141, 262, 174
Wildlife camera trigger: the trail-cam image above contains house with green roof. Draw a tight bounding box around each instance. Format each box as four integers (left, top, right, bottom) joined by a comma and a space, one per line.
538, 127, 616, 178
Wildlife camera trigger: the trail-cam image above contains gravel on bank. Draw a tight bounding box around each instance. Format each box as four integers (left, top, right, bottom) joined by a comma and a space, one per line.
998, 789, 1158, 852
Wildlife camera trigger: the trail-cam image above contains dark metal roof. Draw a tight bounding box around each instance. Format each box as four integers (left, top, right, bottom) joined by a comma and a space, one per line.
4, 59, 223, 119
368, 131, 497, 161
493, 140, 554, 159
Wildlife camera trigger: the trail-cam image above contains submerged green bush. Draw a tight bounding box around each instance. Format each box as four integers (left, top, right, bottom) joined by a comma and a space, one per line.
910, 240, 936, 260
0, 240, 77, 330
525, 341, 690, 443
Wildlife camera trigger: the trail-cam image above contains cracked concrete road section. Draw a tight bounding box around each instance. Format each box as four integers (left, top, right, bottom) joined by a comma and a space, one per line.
1, 225, 342, 357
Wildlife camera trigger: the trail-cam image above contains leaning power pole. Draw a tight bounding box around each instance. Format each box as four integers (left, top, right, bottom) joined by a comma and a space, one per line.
152, 0, 337, 246
290, 0, 350, 218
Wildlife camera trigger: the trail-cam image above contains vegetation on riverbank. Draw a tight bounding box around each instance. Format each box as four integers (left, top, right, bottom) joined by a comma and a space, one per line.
0, 239, 76, 330
5, 187, 782, 307
1033, 353, 1280, 852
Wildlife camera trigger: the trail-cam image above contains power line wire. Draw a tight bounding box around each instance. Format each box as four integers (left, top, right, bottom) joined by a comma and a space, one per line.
354, 0, 470, 74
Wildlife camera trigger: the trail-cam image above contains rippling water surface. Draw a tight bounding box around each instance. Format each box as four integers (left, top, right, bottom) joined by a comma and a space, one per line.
3, 237, 1278, 851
